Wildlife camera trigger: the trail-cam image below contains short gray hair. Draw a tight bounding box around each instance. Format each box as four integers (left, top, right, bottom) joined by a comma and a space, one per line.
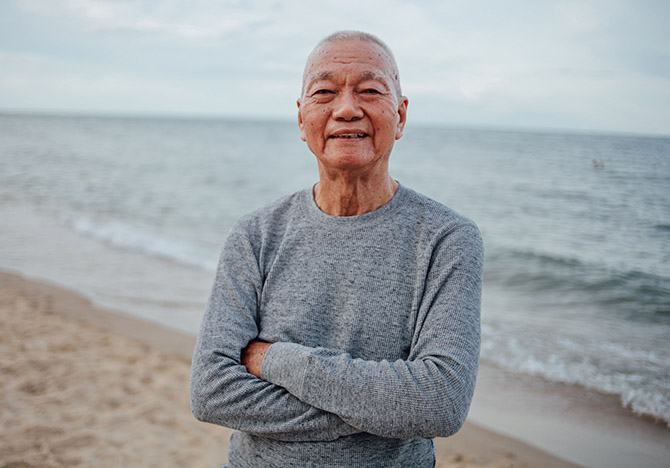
302, 30, 402, 98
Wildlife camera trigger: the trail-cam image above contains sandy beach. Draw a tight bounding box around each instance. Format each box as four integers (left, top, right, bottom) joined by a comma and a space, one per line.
0, 270, 584, 468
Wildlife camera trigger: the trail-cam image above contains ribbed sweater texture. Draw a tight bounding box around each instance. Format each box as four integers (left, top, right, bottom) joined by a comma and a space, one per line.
190, 183, 484, 468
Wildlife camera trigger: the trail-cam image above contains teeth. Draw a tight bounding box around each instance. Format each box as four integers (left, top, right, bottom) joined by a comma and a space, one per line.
332, 133, 366, 138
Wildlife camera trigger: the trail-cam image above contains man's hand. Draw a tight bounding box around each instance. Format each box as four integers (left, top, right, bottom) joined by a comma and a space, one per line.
241, 340, 272, 378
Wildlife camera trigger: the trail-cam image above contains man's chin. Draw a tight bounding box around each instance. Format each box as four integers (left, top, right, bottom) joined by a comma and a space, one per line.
316, 152, 384, 172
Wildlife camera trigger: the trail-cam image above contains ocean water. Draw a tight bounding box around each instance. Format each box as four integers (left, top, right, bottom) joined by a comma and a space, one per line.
1, 113, 668, 427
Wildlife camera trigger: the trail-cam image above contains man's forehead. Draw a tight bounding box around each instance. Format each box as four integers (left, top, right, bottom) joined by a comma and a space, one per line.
301, 37, 401, 97
307, 40, 393, 69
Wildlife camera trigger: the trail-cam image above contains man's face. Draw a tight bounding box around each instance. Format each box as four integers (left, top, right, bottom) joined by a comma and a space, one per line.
297, 39, 408, 175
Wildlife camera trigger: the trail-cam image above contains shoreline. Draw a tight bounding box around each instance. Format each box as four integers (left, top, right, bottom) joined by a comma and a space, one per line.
469, 360, 670, 468
1, 270, 583, 468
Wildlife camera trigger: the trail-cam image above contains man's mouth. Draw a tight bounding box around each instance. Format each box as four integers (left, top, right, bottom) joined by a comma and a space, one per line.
329, 133, 368, 139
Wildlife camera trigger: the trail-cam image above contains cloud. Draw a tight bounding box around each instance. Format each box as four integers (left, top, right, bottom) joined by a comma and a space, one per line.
0, 50, 190, 110
4, 0, 669, 134
454, 66, 505, 101
16, 0, 275, 41
554, 0, 601, 34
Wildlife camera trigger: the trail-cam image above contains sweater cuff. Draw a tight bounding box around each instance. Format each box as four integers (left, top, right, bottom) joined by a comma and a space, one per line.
261, 342, 311, 398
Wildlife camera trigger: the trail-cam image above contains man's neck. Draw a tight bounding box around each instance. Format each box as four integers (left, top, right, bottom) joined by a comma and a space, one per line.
313, 174, 398, 217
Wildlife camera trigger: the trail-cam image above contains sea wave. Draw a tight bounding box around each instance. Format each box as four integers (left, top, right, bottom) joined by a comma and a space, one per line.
480, 321, 670, 426
654, 223, 670, 232
62, 215, 217, 271
485, 247, 670, 317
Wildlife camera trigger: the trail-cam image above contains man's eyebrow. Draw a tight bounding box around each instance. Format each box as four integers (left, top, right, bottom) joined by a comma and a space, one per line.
306, 71, 335, 84
360, 71, 388, 82
359, 71, 392, 88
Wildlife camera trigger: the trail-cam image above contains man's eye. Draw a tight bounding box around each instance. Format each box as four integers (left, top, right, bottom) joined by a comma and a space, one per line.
313, 89, 334, 95
361, 89, 381, 94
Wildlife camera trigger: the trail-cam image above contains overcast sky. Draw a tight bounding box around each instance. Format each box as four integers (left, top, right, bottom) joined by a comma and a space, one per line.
1, 0, 668, 135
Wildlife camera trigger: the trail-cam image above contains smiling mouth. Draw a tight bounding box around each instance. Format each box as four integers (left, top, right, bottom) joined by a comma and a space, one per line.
329, 133, 368, 139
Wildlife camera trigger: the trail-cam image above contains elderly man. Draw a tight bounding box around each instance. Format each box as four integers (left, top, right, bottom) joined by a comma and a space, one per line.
190, 31, 483, 468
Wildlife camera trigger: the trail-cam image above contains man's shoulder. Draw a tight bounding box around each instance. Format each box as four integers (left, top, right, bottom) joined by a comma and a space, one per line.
233, 188, 309, 234
400, 185, 479, 233
399, 185, 483, 260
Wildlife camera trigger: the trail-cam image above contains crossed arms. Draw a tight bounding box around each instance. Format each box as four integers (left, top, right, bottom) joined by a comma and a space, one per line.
241, 340, 270, 378
190, 221, 483, 442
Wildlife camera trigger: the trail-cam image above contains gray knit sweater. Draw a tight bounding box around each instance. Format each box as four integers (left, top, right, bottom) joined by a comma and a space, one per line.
190, 183, 483, 468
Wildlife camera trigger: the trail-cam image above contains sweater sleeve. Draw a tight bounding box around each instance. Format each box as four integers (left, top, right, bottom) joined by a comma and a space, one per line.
190, 222, 360, 442
260, 222, 483, 439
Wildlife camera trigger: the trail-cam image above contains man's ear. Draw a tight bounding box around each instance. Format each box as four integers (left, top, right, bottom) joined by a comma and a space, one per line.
395, 96, 409, 140
297, 99, 307, 142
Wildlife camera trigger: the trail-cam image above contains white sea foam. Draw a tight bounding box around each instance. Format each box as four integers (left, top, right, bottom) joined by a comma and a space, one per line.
481, 320, 670, 426
63, 215, 218, 272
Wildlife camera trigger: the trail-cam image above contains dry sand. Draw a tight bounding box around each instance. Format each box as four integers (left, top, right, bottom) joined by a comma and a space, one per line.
0, 271, 582, 468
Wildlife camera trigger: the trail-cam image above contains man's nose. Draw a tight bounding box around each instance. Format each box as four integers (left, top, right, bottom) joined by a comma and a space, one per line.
332, 90, 364, 121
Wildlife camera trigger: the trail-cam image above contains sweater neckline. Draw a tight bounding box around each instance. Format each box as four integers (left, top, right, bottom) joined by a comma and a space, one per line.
301, 182, 407, 228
